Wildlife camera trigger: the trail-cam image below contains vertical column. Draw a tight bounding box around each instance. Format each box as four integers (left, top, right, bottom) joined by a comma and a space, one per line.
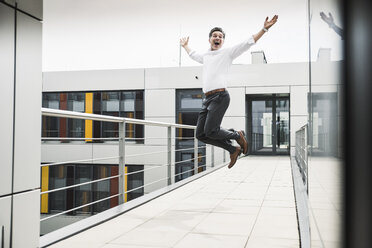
118, 121, 126, 204
12, 3, 42, 247
167, 126, 172, 185
85, 92, 93, 142
0, 4, 15, 247
211, 146, 215, 168
0, 1, 43, 247
194, 129, 198, 175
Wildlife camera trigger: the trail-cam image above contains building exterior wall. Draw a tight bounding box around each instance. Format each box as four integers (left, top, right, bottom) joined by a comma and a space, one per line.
42, 60, 340, 196
0, 1, 42, 247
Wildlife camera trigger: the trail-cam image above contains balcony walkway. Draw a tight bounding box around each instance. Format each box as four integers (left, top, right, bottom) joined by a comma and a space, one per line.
50, 156, 299, 248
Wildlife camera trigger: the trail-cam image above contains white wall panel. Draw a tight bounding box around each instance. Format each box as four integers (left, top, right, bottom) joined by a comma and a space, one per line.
0, 4, 15, 196
13, 12, 42, 192
245, 86, 290, 95
0, 196, 11, 248
225, 87, 245, 117
221, 116, 246, 136
43, 69, 145, 92
228, 63, 308, 87
12, 190, 40, 248
145, 67, 202, 89
311, 61, 342, 86
290, 86, 308, 116
145, 89, 175, 117
144, 117, 176, 146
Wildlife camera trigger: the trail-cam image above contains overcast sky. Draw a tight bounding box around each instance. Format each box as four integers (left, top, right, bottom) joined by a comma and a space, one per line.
42, 0, 343, 72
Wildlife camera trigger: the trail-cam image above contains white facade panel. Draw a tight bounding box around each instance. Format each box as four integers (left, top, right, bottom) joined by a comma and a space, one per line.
145, 89, 175, 117
145, 67, 202, 89
311, 61, 342, 86
43, 69, 145, 92
144, 117, 176, 146
228, 63, 308, 87
290, 86, 308, 116
0, 196, 11, 248
312, 85, 338, 93
0, 4, 15, 196
225, 87, 246, 117
245, 86, 290, 95
12, 190, 40, 248
221, 116, 246, 136
13, 12, 42, 192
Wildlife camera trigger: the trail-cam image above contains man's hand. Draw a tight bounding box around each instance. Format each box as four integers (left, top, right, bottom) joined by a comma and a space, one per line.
180, 36, 192, 54
320, 12, 334, 27
180, 37, 189, 48
253, 15, 278, 42
264, 15, 278, 30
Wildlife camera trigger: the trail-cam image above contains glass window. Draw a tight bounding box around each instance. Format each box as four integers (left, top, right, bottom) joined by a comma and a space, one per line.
67, 93, 85, 138
126, 165, 144, 201
175, 89, 205, 182
42, 93, 60, 137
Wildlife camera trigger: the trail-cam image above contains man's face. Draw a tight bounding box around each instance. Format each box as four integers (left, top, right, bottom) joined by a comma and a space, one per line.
209, 31, 224, 50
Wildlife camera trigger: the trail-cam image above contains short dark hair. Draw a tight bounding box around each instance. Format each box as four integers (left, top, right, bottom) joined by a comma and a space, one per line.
209, 27, 225, 38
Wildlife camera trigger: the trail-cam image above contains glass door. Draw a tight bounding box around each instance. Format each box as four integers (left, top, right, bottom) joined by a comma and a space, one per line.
247, 95, 290, 155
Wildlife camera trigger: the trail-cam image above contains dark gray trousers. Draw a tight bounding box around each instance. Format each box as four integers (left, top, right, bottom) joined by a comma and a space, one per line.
196, 91, 239, 154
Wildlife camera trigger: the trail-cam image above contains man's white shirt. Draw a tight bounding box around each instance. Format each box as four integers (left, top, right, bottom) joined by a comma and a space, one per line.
188, 36, 256, 93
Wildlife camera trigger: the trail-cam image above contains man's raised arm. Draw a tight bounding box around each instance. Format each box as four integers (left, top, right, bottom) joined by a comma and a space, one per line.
253, 15, 278, 42
180, 36, 203, 64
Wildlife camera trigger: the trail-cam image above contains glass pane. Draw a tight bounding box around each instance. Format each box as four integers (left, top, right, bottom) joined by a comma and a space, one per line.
276, 99, 290, 154
102, 92, 119, 112
251, 100, 273, 153
121, 92, 135, 112
75, 166, 92, 214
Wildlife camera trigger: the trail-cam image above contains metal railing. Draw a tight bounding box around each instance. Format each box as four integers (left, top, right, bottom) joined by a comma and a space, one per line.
39, 108, 227, 247
295, 124, 308, 192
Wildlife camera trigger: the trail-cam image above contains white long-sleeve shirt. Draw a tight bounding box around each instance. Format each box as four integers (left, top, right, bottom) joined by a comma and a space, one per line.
189, 35, 256, 93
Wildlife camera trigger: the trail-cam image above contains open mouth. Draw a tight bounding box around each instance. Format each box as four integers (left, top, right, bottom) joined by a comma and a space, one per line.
214, 41, 220, 46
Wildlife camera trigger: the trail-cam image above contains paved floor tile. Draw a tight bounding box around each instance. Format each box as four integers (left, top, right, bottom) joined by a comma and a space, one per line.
174, 233, 248, 248
246, 236, 299, 248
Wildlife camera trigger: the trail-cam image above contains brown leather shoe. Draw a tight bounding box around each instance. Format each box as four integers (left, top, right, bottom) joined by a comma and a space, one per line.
228, 146, 241, 169
237, 130, 248, 154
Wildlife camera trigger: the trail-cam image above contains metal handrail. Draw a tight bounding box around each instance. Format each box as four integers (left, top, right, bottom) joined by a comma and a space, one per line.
40, 107, 226, 247
40, 156, 120, 167
40, 174, 120, 195
42, 108, 196, 129
40, 193, 121, 222
295, 124, 308, 192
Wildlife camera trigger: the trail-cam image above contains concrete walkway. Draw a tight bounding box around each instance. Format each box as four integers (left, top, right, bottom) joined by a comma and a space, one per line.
50, 156, 299, 248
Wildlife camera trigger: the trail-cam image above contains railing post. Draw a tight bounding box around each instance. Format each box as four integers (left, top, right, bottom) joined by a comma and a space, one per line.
118, 121, 126, 205
167, 126, 172, 185
211, 145, 215, 167
304, 125, 308, 194
194, 129, 198, 175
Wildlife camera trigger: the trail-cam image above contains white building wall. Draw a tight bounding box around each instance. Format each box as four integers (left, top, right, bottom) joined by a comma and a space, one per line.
42, 60, 342, 197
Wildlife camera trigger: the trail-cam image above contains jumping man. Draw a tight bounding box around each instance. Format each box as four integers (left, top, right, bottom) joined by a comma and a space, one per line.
180, 15, 278, 168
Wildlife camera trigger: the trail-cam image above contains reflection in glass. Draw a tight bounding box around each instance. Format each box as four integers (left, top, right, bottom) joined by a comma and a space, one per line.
307, 0, 344, 247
